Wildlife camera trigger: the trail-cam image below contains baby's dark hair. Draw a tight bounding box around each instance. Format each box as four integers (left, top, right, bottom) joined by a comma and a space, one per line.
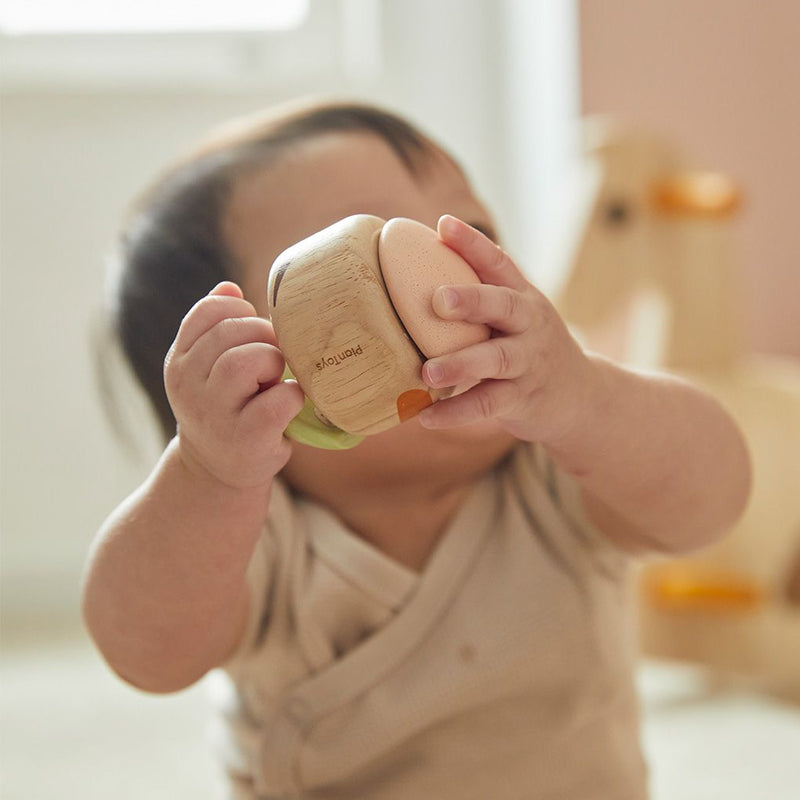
108, 100, 450, 444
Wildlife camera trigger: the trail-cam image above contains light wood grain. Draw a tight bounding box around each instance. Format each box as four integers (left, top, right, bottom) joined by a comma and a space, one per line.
268, 215, 441, 436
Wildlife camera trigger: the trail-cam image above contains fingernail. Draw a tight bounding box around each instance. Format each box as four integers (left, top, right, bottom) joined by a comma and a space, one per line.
439, 287, 459, 311
210, 281, 242, 298
438, 215, 461, 239
425, 361, 444, 385
418, 407, 439, 428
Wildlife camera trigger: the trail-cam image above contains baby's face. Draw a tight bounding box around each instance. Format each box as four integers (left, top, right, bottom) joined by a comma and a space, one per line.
225, 131, 499, 317
223, 131, 516, 486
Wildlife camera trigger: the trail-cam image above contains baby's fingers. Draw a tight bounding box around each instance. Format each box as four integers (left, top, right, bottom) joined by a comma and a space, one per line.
432, 283, 532, 335
438, 215, 528, 291
172, 284, 258, 355
190, 316, 279, 380
418, 380, 525, 429
240, 378, 306, 436
209, 281, 244, 299
423, 337, 531, 388
208, 342, 287, 410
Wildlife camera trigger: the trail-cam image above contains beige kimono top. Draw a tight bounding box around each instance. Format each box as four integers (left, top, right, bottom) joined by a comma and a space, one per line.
209, 442, 648, 799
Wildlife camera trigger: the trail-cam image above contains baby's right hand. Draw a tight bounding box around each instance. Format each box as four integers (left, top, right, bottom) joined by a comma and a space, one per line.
164, 282, 305, 489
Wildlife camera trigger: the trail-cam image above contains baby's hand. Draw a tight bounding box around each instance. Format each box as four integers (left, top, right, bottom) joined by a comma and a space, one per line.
164, 282, 305, 488
419, 216, 593, 445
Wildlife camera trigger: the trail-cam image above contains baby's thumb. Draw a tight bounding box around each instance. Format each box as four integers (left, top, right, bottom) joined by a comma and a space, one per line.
209, 281, 244, 299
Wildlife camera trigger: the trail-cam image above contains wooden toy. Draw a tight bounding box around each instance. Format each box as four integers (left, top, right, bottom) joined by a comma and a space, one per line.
548, 118, 800, 698
267, 214, 489, 448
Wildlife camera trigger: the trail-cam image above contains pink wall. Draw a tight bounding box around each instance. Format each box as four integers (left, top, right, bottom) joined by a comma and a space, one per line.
579, 0, 800, 359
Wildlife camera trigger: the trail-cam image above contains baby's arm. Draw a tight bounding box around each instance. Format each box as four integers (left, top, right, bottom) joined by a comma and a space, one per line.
82, 283, 304, 692
420, 216, 751, 555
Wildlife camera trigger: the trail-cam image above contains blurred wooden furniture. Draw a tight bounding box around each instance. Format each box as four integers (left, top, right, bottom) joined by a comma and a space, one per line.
549, 118, 800, 699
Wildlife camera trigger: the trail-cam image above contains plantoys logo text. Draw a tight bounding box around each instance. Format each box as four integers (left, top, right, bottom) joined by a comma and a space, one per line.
315, 345, 364, 371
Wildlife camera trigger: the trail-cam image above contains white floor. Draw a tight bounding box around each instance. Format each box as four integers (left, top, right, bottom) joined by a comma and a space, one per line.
636, 662, 800, 800
2, 629, 799, 800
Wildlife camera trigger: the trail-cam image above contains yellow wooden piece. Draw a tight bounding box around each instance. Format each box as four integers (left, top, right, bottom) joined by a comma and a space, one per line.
652, 171, 743, 219
643, 564, 764, 613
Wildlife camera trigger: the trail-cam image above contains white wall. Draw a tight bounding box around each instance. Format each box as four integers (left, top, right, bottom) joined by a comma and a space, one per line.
0, 0, 579, 632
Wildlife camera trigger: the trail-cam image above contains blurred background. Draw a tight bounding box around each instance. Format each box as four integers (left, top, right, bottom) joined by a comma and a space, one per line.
1, 1, 798, 798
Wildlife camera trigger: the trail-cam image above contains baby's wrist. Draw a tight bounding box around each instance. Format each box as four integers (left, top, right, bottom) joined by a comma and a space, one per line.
168, 436, 275, 498
537, 352, 607, 450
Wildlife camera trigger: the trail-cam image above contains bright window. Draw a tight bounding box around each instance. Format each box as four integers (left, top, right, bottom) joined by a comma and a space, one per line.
0, 0, 337, 90
0, 0, 309, 35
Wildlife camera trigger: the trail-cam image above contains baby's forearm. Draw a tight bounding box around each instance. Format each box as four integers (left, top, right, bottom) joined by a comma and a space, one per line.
82, 439, 270, 692
545, 354, 751, 554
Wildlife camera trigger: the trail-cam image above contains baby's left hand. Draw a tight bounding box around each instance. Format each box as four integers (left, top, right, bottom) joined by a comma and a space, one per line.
419, 215, 593, 445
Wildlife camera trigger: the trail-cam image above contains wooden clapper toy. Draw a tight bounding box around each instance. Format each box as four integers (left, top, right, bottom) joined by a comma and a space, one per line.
547, 118, 800, 698
267, 214, 488, 449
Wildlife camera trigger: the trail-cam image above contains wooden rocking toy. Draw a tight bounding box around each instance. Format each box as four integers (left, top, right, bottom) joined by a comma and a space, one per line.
549, 118, 800, 698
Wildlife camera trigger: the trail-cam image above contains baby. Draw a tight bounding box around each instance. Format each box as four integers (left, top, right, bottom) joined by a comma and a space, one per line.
82, 101, 751, 799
